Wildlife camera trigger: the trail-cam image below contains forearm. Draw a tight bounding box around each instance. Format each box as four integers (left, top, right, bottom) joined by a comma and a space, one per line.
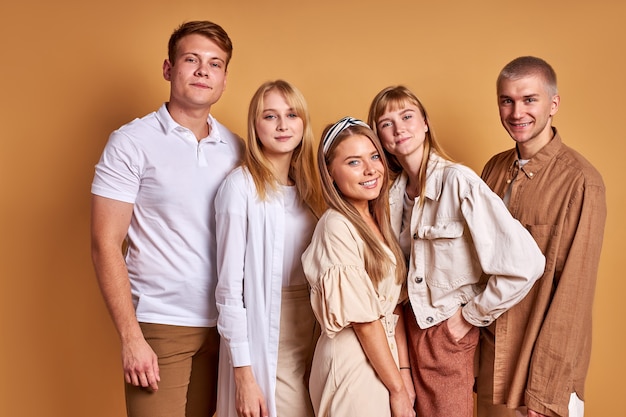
91, 195, 142, 343
92, 242, 142, 343
353, 320, 405, 394
393, 304, 410, 369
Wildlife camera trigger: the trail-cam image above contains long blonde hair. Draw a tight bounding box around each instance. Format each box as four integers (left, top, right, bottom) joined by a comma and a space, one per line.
318, 122, 406, 286
368, 85, 453, 204
245, 80, 325, 217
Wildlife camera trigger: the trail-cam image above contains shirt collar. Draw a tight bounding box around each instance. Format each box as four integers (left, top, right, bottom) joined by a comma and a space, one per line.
391, 151, 448, 202
512, 127, 562, 180
155, 103, 225, 143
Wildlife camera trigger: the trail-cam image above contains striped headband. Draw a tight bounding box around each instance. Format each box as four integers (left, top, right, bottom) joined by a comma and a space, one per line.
322, 116, 370, 154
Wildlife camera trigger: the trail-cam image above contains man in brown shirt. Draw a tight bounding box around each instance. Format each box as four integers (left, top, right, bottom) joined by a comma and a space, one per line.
476, 56, 606, 417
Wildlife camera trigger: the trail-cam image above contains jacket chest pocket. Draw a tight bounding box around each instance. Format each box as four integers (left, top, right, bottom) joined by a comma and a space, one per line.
416, 220, 481, 289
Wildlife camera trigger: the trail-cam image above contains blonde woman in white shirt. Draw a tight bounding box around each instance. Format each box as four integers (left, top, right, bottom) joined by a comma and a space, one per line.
215, 80, 325, 417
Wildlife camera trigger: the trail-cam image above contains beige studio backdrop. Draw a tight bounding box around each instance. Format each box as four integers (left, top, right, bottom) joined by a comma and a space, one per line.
1, 1, 624, 416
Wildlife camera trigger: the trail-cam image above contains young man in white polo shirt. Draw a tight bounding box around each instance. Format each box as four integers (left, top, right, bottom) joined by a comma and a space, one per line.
91, 21, 243, 417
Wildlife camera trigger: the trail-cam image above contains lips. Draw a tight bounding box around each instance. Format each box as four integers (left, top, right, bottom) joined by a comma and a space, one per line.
360, 178, 379, 188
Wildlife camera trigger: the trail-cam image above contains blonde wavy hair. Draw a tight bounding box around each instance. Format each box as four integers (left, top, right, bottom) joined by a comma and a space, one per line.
244, 80, 325, 217
318, 122, 406, 286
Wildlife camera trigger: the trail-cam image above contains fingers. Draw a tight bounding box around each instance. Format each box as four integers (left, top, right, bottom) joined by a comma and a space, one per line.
123, 347, 160, 391
124, 361, 160, 391
260, 399, 269, 417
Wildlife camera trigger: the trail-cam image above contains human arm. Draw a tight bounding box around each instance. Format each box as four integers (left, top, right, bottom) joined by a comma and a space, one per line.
303, 212, 414, 417
90, 195, 160, 390
523, 181, 606, 416
232, 366, 269, 417
457, 172, 545, 326
214, 172, 268, 416
353, 320, 415, 417
393, 304, 416, 405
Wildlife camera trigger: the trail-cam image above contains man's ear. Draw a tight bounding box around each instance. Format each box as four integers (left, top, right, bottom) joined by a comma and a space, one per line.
163, 59, 172, 81
550, 94, 561, 117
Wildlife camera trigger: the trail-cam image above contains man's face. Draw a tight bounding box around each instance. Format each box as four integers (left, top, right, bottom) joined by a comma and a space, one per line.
497, 74, 560, 149
163, 33, 228, 111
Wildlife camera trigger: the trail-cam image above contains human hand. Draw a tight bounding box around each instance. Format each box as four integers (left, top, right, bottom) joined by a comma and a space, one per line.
234, 367, 269, 417
446, 307, 473, 342
121, 336, 160, 391
526, 410, 548, 417
390, 390, 416, 417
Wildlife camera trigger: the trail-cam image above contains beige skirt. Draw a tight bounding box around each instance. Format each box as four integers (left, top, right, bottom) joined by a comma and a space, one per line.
275, 284, 319, 417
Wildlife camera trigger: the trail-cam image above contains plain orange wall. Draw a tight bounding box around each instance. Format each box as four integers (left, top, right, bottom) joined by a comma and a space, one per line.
1, 1, 624, 416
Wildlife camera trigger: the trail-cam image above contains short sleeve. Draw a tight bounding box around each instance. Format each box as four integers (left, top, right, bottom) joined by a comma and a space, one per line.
302, 210, 383, 337
91, 130, 141, 203
310, 265, 384, 336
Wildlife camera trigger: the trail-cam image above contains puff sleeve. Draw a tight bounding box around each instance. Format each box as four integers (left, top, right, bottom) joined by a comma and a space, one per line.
302, 210, 384, 337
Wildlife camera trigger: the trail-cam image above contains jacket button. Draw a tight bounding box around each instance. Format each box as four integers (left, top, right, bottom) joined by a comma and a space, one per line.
415, 276, 423, 283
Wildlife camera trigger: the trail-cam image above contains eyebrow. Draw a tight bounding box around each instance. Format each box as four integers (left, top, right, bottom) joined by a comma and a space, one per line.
180, 52, 225, 63
378, 108, 416, 123
499, 93, 540, 99
342, 150, 378, 161
261, 107, 296, 113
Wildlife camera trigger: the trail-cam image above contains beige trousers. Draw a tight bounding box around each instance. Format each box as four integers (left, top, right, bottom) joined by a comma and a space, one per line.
125, 323, 219, 417
275, 284, 319, 417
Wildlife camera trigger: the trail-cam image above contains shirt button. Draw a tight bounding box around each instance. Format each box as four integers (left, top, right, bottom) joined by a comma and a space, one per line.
529, 172, 534, 177
426, 317, 434, 323
415, 276, 423, 284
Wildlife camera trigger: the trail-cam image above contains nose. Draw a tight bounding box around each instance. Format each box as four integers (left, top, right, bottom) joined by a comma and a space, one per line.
393, 120, 404, 136
364, 160, 376, 175
195, 62, 209, 78
511, 102, 523, 119
277, 117, 287, 131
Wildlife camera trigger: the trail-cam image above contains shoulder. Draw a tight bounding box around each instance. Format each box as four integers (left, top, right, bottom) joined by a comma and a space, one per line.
318, 209, 355, 231
115, 110, 160, 136
211, 117, 245, 150
484, 148, 515, 167
441, 161, 483, 188
220, 166, 253, 190
217, 167, 254, 198
555, 143, 605, 189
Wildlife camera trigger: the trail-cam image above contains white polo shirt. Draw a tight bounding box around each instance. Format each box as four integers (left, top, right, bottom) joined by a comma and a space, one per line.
91, 103, 243, 327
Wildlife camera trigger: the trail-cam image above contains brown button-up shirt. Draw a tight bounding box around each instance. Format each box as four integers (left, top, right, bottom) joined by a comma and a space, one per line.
480, 129, 606, 417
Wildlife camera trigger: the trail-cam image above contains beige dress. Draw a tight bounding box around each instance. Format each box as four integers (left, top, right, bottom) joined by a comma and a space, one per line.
301, 209, 403, 417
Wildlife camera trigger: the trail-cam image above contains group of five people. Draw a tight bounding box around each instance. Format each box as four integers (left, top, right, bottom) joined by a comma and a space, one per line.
91, 20, 606, 417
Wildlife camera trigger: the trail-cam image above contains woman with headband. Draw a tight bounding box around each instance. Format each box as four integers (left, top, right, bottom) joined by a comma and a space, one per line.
368, 86, 546, 417
215, 80, 325, 417
302, 117, 415, 417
